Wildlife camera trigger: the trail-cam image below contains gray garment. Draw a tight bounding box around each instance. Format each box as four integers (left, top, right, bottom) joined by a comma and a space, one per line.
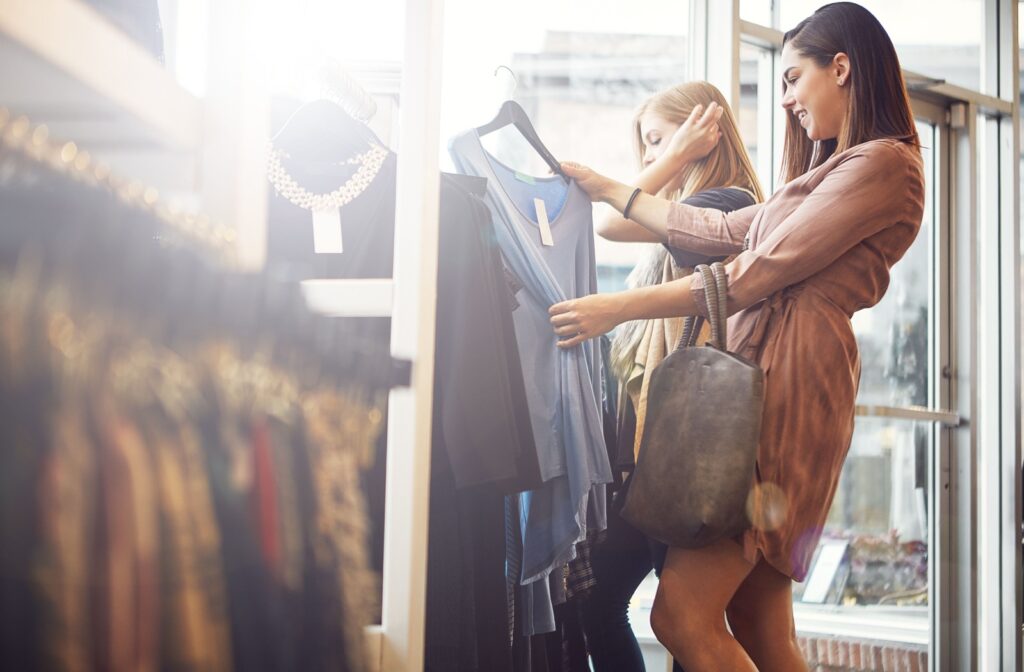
451, 129, 611, 633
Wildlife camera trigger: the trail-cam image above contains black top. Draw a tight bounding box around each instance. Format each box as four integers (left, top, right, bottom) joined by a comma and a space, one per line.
266, 152, 397, 282
664, 186, 757, 268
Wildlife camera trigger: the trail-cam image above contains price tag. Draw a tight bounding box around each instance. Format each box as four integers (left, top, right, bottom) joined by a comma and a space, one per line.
534, 198, 554, 247
312, 207, 343, 254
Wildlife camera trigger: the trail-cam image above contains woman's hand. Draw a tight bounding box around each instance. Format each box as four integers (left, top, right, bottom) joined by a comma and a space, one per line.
559, 162, 622, 203
665, 102, 724, 164
549, 293, 629, 348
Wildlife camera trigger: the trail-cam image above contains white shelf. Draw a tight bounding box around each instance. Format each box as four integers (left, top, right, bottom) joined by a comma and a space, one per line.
300, 279, 394, 317
0, 0, 202, 188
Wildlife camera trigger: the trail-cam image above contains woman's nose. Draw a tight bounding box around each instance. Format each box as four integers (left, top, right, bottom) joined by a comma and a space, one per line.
781, 88, 795, 110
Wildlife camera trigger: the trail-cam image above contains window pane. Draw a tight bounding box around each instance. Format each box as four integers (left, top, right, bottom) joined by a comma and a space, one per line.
441, 0, 690, 291
779, 0, 982, 91
740, 0, 774, 27
162, 0, 407, 98
793, 415, 932, 653
793, 121, 937, 657
852, 121, 934, 408
739, 42, 779, 194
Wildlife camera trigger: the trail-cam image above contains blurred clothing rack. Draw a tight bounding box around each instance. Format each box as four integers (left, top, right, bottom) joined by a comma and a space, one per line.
0, 106, 239, 261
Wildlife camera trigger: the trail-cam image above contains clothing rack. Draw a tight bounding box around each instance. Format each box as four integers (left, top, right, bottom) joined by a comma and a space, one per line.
0, 107, 238, 260
0, 1, 443, 668
0, 0, 267, 268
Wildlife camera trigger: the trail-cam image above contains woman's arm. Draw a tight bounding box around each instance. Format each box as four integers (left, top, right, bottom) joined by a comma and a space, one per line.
566, 166, 679, 241
549, 275, 700, 349
595, 103, 724, 243
563, 163, 755, 254
552, 140, 922, 348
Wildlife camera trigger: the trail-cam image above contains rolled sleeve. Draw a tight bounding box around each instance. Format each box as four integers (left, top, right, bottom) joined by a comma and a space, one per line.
713, 141, 923, 317
666, 200, 760, 258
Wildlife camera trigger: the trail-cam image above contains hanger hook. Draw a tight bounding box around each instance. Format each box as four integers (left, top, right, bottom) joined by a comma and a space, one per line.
493, 65, 518, 95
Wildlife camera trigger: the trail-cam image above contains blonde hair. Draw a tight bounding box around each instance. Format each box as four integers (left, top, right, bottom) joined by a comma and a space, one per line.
631, 81, 764, 203
611, 82, 764, 383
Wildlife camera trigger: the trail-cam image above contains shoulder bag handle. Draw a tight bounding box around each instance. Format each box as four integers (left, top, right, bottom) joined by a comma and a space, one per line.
674, 262, 728, 352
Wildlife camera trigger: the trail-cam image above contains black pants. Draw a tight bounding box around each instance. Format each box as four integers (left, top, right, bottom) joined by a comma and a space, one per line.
580, 489, 684, 672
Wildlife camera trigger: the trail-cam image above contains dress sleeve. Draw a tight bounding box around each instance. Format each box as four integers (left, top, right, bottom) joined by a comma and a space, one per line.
664, 189, 757, 267
665, 199, 762, 257
689, 141, 923, 318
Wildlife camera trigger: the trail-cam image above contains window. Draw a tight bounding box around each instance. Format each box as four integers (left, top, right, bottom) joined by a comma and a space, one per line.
739, 0, 773, 27
739, 41, 781, 194
793, 120, 938, 655
742, 0, 983, 92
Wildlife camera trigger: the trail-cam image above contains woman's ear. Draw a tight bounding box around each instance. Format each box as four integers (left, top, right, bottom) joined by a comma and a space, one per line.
833, 52, 851, 87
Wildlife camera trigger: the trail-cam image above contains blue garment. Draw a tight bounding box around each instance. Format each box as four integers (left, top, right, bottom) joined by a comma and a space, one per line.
450, 130, 611, 632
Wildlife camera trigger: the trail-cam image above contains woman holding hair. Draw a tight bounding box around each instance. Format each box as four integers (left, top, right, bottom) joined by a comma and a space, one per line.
583, 81, 763, 672
553, 4, 925, 671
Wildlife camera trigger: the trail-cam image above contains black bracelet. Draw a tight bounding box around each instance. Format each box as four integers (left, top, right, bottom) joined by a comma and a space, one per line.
622, 187, 643, 220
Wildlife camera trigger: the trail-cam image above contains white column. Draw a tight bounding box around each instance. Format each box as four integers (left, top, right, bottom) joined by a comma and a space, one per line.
379, 0, 445, 669
201, 0, 267, 268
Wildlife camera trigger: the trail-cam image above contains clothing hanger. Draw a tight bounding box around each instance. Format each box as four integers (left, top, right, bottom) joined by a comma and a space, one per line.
272, 98, 384, 163
320, 60, 378, 122
476, 69, 567, 182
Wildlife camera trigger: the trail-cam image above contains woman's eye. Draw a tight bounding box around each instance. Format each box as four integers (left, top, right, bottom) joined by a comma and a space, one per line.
651, 138, 661, 146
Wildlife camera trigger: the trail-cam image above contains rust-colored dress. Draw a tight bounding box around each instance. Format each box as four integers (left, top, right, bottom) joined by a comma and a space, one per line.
664, 139, 925, 580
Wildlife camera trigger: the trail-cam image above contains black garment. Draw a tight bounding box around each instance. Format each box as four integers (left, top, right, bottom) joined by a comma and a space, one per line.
266, 98, 396, 284
0, 353, 48, 671
198, 409, 288, 672
663, 187, 757, 268
433, 174, 540, 492
512, 601, 590, 672
425, 174, 542, 671
582, 467, 678, 672
266, 152, 397, 283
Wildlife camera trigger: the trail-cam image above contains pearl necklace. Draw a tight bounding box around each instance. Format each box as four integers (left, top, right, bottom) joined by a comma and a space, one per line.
266, 143, 389, 254
266, 144, 388, 212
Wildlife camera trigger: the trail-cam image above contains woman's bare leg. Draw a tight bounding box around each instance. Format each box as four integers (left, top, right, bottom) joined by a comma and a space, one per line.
650, 539, 757, 671
726, 560, 809, 672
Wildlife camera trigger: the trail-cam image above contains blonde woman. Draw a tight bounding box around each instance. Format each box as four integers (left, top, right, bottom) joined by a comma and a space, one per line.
582, 81, 763, 672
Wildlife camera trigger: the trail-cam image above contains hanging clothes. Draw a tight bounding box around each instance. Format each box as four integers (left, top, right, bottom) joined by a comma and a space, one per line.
0, 129, 401, 672
425, 172, 544, 671
432, 173, 541, 492
450, 129, 611, 635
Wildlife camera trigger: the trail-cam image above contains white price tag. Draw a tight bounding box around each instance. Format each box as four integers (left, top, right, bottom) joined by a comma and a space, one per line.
312, 207, 343, 254
534, 198, 554, 247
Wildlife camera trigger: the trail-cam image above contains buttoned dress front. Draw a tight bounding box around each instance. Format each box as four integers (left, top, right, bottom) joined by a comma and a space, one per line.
664, 138, 925, 580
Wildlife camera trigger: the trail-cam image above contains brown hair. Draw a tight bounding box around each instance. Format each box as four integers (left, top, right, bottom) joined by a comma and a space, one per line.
631, 81, 764, 203
781, 2, 919, 182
